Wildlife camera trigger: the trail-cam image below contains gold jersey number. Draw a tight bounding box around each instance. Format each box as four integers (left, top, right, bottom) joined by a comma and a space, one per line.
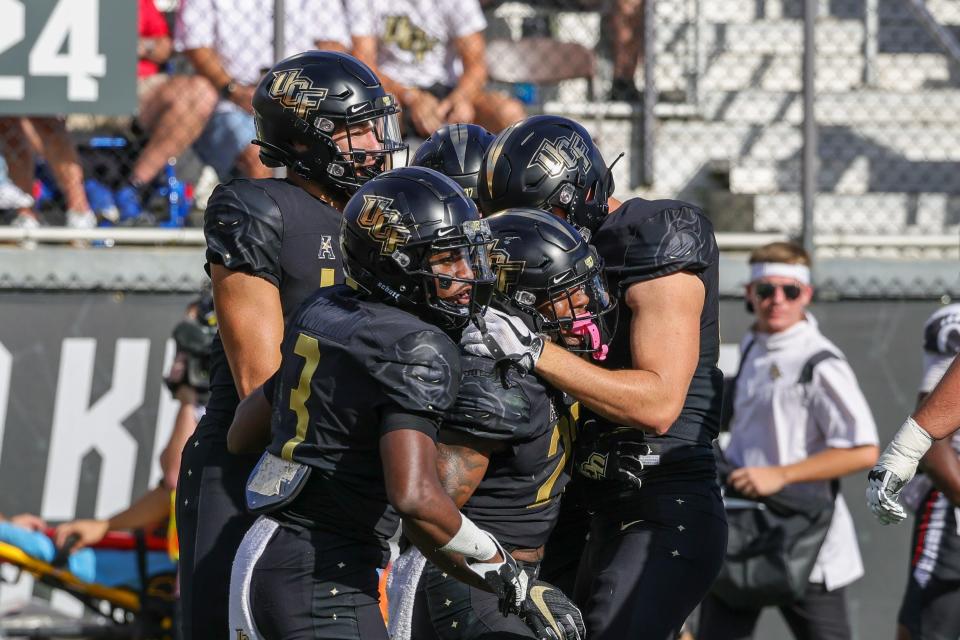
280, 333, 321, 461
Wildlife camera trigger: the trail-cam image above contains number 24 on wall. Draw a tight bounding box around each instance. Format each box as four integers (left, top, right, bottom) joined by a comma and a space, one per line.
0, 0, 107, 102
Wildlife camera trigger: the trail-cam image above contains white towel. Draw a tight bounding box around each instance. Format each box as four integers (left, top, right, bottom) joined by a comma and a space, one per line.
386, 546, 427, 640
228, 516, 279, 640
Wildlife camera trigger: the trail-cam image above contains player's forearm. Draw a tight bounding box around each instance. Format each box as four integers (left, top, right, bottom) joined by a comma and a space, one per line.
437, 442, 490, 508
922, 439, 960, 505
106, 486, 171, 532
914, 358, 960, 439
781, 445, 879, 485
227, 387, 272, 454
402, 519, 490, 591
535, 342, 684, 433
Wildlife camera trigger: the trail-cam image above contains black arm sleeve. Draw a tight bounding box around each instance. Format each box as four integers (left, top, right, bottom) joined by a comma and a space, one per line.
442, 354, 534, 442
203, 179, 284, 286
593, 199, 719, 290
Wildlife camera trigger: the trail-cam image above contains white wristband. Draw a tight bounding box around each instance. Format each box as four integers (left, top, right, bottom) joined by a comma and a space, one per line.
879, 416, 934, 483
439, 514, 497, 562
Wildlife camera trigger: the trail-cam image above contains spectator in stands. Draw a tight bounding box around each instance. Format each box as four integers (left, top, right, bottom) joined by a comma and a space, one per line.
109, 0, 219, 223
893, 304, 960, 640
608, 0, 644, 102
348, 0, 525, 136
0, 156, 33, 212
0, 117, 98, 232
479, 0, 644, 102
175, 0, 352, 181
699, 242, 879, 640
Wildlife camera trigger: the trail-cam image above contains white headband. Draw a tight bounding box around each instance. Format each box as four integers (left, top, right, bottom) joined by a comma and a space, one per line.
750, 262, 811, 285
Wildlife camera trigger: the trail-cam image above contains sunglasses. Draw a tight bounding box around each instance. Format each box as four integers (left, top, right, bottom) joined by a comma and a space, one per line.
754, 282, 802, 301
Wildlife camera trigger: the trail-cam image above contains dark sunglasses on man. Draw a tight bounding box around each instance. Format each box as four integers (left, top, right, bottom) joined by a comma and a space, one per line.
754, 281, 803, 301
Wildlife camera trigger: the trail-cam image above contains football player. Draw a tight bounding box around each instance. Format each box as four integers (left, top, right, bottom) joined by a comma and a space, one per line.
403, 209, 613, 640
226, 167, 527, 640
469, 115, 727, 640
411, 123, 496, 204
175, 50, 405, 639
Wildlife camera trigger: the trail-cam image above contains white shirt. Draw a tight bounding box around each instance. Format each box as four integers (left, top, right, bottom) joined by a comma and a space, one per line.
175, 0, 351, 86
346, 0, 487, 89
724, 316, 879, 591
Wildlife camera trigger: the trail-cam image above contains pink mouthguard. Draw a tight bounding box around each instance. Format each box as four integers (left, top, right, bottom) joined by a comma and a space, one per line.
570, 317, 608, 361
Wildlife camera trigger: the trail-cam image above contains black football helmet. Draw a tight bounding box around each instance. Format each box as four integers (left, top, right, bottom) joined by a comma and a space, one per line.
253, 51, 406, 195
486, 208, 616, 360
341, 166, 496, 330
478, 115, 614, 235
411, 124, 496, 203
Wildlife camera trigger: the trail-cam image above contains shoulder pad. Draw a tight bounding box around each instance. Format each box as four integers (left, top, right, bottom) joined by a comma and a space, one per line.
204, 179, 283, 285
442, 354, 534, 441
924, 306, 960, 355
593, 199, 718, 287
368, 327, 461, 415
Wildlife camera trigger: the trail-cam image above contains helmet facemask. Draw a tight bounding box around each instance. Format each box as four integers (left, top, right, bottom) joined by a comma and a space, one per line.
254, 94, 407, 195
502, 249, 617, 360
394, 219, 496, 330
326, 95, 407, 192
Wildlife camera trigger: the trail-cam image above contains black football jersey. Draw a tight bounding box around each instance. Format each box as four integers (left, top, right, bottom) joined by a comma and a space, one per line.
266, 285, 462, 559
587, 198, 723, 478
444, 355, 578, 549
201, 178, 344, 430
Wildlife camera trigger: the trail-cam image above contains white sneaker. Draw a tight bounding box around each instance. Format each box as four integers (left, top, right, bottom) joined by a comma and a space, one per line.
65, 209, 98, 230
0, 181, 33, 210
10, 212, 40, 249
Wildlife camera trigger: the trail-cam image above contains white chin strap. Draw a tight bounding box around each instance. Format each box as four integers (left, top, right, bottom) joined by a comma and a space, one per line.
750, 262, 811, 284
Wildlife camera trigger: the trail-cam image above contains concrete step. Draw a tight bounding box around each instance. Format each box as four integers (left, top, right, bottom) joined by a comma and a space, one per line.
927, 0, 960, 25
654, 52, 950, 93
652, 120, 960, 193
750, 192, 960, 234
720, 20, 865, 55
730, 156, 960, 195
694, 89, 960, 125
661, 121, 960, 162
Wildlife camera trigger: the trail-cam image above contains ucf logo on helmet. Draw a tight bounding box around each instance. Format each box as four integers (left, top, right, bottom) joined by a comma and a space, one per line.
357, 195, 410, 255
527, 132, 592, 178
489, 240, 525, 293
268, 68, 329, 119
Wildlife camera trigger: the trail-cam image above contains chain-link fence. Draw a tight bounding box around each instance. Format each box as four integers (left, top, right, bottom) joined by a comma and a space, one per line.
0, 0, 957, 264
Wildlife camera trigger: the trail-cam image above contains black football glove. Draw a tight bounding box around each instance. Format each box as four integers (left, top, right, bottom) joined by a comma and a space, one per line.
464, 532, 529, 616
577, 430, 654, 490
521, 581, 586, 640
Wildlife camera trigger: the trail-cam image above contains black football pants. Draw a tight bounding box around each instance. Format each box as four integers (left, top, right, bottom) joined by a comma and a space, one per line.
540, 480, 591, 597
410, 560, 539, 640
247, 521, 388, 640
573, 484, 727, 640
176, 426, 259, 639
